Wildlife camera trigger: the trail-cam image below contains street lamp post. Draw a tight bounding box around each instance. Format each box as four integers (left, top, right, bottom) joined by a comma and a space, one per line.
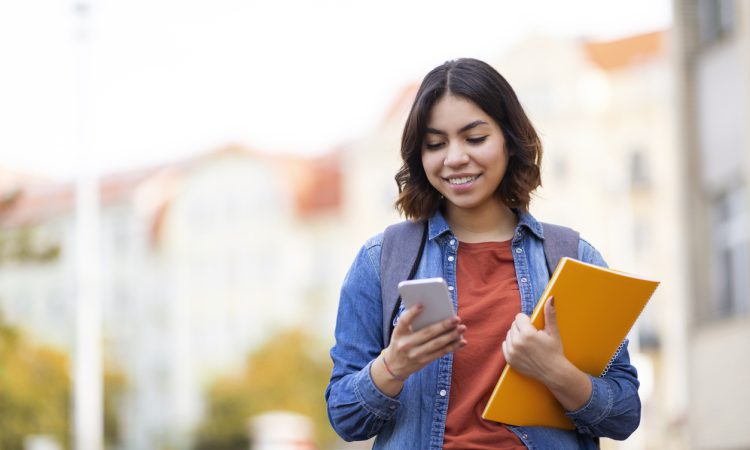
72, 1, 103, 449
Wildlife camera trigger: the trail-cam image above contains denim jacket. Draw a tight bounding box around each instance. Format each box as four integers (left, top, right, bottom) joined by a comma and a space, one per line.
326, 210, 641, 449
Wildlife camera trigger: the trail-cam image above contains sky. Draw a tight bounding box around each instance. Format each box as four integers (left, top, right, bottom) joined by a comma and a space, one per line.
0, 0, 671, 179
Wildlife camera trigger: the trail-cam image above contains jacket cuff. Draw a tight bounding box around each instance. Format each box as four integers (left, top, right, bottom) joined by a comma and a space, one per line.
565, 374, 612, 433
353, 360, 401, 420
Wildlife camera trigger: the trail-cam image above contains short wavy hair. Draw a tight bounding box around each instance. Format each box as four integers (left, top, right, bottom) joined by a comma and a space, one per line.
394, 58, 543, 220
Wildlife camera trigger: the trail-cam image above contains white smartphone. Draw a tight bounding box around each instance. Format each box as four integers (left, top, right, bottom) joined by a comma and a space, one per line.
397, 277, 456, 331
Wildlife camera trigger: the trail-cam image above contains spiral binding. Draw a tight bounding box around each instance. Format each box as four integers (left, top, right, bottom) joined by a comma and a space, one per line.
600, 340, 626, 377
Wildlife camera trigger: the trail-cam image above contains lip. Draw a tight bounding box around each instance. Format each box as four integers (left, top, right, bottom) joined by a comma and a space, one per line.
443, 173, 481, 191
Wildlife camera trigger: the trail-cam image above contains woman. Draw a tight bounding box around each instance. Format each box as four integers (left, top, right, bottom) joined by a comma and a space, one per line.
325, 58, 640, 449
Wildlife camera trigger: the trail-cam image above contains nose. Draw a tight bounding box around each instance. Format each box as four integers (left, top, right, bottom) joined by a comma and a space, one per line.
443, 142, 470, 168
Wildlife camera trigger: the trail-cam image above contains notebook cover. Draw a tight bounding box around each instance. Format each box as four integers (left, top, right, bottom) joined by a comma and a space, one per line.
481, 257, 659, 429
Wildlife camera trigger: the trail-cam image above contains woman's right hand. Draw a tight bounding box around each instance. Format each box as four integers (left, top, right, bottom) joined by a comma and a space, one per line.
372, 304, 467, 396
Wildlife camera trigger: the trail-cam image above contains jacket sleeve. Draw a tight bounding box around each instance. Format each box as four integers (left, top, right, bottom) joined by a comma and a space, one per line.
564, 239, 642, 440
324, 241, 401, 441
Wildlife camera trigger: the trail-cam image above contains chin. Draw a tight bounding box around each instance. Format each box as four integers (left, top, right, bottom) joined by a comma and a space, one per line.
446, 199, 482, 211
445, 194, 501, 211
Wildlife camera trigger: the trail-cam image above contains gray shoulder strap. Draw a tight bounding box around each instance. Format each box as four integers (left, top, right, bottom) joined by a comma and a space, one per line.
380, 220, 425, 348
541, 223, 580, 275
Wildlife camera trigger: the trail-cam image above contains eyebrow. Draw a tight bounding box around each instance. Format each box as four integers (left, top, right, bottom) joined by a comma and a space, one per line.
425, 120, 489, 136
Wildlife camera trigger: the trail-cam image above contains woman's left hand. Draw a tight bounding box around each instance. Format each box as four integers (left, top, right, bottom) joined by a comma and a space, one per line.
502, 296, 593, 411
502, 296, 565, 384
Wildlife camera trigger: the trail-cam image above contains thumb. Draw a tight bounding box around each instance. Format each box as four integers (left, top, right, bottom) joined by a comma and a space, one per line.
543, 296, 559, 337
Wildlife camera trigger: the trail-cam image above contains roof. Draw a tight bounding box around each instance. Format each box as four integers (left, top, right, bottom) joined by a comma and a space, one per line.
380, 83, 419, 127
0, 146, 342, 231
584, 30, 667, 71
273, 150, 343, 218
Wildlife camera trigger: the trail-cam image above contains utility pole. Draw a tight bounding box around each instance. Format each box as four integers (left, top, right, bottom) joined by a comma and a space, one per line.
72, 1, 103, 449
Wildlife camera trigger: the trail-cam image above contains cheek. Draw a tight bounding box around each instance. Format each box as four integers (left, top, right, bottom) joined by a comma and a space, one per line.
480, 143, 509, 169
420, 154, 445, 192
421, 152, 441, 176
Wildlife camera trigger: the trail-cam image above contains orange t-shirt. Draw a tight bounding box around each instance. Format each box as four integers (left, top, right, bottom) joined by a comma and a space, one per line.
443, 240, 526, 449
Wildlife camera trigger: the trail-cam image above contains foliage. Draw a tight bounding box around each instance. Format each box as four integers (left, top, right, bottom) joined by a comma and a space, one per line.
193, 328, 336, 450
0, 313, 126, 450
0, 314, 71, 450
0, 226, 61, 265
103, 356, 127, 448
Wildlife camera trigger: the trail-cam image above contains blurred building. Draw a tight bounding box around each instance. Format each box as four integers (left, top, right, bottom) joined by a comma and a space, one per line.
496, 31, 689, 449
0, 147, 345, 450
674, 0, 750, 448
340, 84, 411, 246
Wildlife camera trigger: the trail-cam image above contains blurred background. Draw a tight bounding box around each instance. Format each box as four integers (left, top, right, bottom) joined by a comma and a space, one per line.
0, 0, 748, 449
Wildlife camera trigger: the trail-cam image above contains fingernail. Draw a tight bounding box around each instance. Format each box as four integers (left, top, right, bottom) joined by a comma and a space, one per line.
549, 296, 555, 307
417, 304, 424, 310
451, 316, 459, 324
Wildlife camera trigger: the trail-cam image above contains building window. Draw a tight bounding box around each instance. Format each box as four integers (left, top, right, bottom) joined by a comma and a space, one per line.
550, 154, 569, 183
629, 150, 650, 189
633, 219, 651, 254
710, 185, 749, 318
697, 0, 735, 47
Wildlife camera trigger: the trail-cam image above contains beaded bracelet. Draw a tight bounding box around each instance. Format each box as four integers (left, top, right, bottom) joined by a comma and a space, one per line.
382, 355, 407, 382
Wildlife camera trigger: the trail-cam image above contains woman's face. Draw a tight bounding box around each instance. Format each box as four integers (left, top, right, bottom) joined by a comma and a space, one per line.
421, 94, 508, 215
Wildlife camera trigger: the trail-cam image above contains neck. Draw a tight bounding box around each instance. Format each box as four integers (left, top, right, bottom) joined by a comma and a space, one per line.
445, 200, 518, 243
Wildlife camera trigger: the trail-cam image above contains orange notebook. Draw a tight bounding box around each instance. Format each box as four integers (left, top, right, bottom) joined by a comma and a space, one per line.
481, 257, 659, 429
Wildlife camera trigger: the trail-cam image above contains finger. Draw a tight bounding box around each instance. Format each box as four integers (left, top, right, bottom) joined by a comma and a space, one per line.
514, 312, 531, 327
511, 318, 522, 338
505, 326, 515, 353
502, 339, 513, 363
543, 296, 559, 337
513, 313, 535, 336
410, 315, 460, 346
420, 334, 467, 362
411, 323, 465, 359
393, 304, 424, 336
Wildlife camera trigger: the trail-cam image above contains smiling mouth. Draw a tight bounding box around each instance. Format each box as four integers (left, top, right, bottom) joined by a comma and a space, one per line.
446, 175, 479, 185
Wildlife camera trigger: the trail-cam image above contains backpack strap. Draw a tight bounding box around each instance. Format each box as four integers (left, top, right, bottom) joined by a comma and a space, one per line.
379, 220, 576, 348
380, 220, 427, 348
540, 223, 580, 275
542, 222, 600, 447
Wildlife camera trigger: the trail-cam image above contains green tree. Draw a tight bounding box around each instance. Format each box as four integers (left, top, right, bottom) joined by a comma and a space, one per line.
0, 315, 71, 449
0, 226, 61, 266
193, 328, 336, 450
0, 313, 126, 450
103, 354, 127, 448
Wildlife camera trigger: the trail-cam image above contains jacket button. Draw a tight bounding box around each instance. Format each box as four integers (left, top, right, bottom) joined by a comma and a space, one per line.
439, 389, 447, 397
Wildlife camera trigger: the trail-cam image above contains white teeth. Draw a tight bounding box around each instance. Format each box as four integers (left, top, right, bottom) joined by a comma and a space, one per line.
448, 175, 478, 185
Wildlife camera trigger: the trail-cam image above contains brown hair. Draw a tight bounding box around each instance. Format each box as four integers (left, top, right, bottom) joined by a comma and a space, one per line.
394, 58, 543, 220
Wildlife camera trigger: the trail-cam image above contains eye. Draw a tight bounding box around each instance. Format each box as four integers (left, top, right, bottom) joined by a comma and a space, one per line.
467, 136, 488, 144
425, 142, 445, 150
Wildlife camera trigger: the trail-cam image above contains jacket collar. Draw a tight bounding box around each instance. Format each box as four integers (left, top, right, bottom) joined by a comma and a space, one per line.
427, 210, 451, 241
515, 209, 544, 240
427, 208, 544, 241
